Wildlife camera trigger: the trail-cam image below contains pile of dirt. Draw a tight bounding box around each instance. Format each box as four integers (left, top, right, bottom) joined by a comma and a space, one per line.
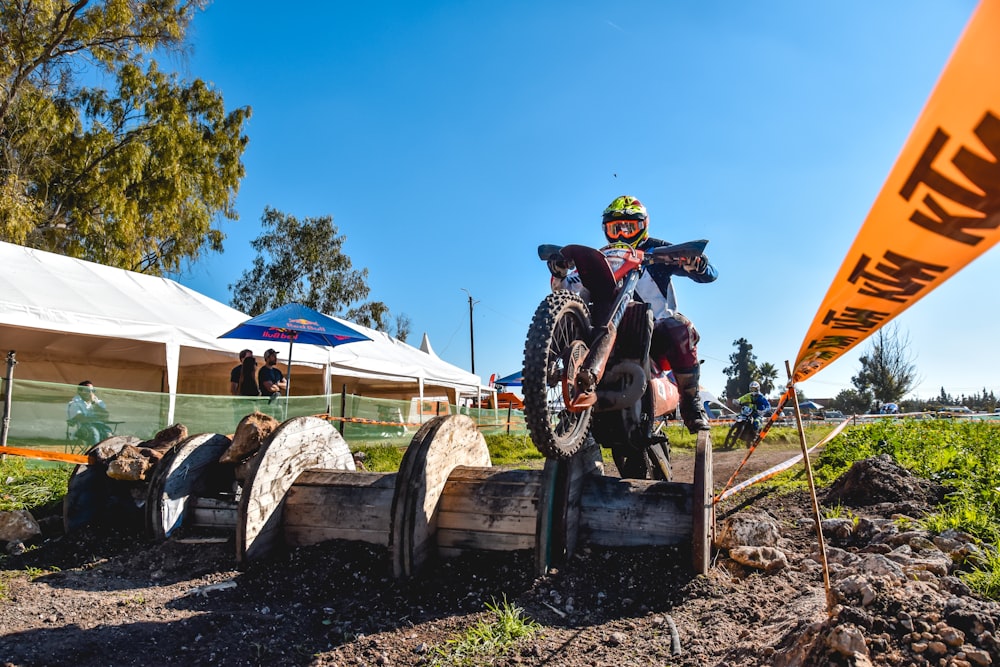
1, 450, 998, 667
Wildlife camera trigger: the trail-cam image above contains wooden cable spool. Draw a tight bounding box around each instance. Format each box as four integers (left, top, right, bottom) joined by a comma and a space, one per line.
145, 432, 234, 540
63, 435, 144, 534
236, 415, 356, 566
66, 414, 715, 577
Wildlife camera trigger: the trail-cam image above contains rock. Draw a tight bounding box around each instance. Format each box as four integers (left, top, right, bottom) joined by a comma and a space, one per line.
89, 441, 122, 466
141, 423, 188, 453
714, 512, 781, 549
728, 545, 788, 572
106, 443, 153, 481
822, 518, 856, 541
827, 623, 868, 657
0, 509, 41, 543
220, 411, 279, 463
606, 632, 627, 646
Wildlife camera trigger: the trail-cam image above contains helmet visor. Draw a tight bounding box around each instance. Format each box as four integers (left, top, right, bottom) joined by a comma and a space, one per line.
604, 219, 645, 240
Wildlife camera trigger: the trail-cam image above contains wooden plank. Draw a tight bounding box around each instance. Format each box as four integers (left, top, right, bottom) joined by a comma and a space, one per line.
285, 526, 389, 548
438, 492, 538, 518
692, 430, 715, 575
437, 529, 535, 552
579, 476, 692, 546
237, 416, 356, 566
436, 510, 536, 534
390, 415, 491, 578
293, 469, 386, 487
285, 502, 392, 534
191, 506, 238, 529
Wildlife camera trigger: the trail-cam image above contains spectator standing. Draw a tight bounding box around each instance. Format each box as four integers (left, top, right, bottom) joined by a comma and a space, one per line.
230, 349, 253, 395
236, 355, 260, 397
258, 348, 287, 398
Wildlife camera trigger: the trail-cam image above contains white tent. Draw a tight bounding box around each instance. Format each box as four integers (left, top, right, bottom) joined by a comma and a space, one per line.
700, 387, 735, 416
0, 241, 484, 419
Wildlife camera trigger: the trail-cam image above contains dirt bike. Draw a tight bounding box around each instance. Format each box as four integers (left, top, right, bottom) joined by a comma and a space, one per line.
723, 405, 760, 449
522, 239, 708, 480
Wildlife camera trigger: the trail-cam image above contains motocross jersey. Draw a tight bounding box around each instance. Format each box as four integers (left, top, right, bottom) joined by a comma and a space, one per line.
738, 392, 771, 412
634, 236, 717, 320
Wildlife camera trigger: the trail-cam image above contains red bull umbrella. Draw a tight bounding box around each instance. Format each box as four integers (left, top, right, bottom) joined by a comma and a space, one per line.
219, 302, 371, 397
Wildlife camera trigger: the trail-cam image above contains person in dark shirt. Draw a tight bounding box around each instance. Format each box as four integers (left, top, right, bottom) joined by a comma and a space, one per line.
258, 348, 287, 398
236, 355, 260, 397
229, 349, 253, 395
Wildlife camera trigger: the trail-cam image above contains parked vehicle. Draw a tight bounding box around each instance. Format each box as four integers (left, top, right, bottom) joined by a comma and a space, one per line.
522, 240, 709, 480
938, 405, 974, 415
823, 410, 845, 420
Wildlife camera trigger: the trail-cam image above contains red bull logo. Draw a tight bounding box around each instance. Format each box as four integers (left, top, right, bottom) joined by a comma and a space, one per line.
263, 329, 294, 340
284, 318, 324, 332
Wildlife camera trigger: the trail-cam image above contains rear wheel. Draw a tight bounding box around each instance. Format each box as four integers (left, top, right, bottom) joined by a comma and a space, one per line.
523, 292, 593, 459
611, 439, 671, 481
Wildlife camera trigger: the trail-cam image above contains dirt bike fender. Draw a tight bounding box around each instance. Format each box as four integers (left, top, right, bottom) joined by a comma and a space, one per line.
560, 245, 617, 302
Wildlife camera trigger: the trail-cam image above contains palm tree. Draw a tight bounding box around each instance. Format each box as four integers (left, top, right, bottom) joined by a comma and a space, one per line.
756, 362, 780, 395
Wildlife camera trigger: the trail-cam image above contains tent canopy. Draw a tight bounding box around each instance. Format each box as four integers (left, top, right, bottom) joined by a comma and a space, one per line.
0, 241, 483, 408
492, 371, 523, 388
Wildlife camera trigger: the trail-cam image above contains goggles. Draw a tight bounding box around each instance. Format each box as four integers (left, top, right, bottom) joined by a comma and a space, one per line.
604, 219, 645, 240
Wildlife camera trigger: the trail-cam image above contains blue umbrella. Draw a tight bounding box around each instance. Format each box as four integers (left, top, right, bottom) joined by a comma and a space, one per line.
219, 303, 371, 397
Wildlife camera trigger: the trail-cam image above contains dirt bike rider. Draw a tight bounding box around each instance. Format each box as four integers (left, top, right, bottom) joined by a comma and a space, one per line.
547, 194, 718, 433
736, 381, 771, 431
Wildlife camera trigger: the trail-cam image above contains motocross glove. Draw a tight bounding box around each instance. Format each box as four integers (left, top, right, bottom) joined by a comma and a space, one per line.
682, 254, 708, 274
547, 258, 571, 278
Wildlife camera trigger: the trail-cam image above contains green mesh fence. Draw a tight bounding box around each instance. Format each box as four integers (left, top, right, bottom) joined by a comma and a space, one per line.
1, 379, 526, 454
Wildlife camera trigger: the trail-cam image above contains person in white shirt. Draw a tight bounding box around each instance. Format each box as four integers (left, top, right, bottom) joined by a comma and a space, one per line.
67, 380, 112, 447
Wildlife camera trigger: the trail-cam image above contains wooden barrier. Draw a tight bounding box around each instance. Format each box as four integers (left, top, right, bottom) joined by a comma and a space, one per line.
64, 414, 715, 577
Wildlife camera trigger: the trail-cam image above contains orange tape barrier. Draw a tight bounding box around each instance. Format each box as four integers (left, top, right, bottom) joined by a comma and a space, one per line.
715, 416, 852, 503
316, 414, 525, 431
794, 0, 1000, 383
0, 446, 88, 465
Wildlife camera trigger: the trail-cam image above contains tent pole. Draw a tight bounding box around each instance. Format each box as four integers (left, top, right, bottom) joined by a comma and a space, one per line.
284, 339, 294, 421
1, 351, 17, 458
418, 378, 424, 424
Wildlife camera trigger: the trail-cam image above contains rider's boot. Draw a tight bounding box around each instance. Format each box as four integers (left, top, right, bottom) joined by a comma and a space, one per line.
674, 368, 711, 434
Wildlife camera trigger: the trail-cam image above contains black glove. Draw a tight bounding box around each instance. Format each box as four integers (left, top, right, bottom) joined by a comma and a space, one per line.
682, 254, 707, 274
547, 258, 571, 278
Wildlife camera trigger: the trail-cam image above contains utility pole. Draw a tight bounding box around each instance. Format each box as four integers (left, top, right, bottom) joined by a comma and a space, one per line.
461, 289, 479, 374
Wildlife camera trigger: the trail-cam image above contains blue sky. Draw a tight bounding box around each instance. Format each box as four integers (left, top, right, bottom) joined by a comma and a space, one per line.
173, 1, 992, 402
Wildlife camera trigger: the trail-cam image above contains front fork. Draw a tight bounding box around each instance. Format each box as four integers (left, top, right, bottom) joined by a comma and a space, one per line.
566, 271, 640, 411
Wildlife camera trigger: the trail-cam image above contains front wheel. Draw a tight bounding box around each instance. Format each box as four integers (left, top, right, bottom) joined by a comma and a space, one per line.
723, 421, 747, 449
522, 291, 593, 459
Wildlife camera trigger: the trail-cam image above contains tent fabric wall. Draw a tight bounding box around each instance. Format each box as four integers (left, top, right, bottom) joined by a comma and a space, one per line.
0, 242, 483, 409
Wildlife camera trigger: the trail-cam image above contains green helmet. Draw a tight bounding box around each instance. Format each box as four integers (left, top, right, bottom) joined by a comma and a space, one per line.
602, 195, 649, 247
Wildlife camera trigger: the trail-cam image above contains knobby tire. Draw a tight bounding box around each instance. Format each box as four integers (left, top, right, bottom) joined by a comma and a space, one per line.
522, 291, 593, 459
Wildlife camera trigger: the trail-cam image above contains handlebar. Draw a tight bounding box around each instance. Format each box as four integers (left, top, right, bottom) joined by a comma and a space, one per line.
538, 239, 708, 265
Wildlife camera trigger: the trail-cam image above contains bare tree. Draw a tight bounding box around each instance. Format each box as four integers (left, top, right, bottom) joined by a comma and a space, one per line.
851, 322, 919, 405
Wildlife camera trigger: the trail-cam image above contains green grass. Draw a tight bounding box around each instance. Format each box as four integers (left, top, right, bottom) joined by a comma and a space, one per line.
353, 433, 544, 472
430, 595, 540, 666
0, 457, 72, 512
802, 418, 1000, 597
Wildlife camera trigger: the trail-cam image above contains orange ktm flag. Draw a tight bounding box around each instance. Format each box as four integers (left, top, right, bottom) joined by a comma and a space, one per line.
794, 0, 1000, 383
